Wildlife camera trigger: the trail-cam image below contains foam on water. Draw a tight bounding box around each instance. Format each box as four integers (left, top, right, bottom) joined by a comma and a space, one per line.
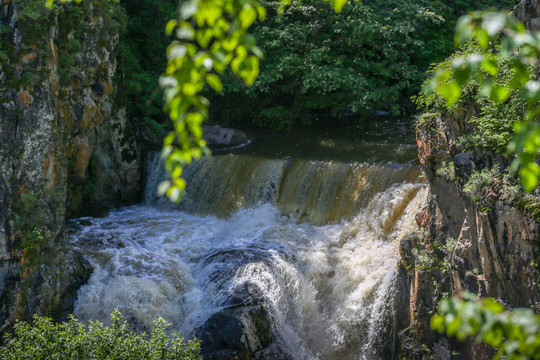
70, 180, 427, 359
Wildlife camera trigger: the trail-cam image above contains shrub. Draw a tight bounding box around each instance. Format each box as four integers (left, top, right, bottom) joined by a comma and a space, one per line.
0, 311, 202, 360
436, 161, 456, 181
462, 167, 500, 202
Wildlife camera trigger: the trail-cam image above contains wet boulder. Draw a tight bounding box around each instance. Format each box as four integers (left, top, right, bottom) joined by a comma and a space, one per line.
203, 125, 249, 149
196, 283, 284, 360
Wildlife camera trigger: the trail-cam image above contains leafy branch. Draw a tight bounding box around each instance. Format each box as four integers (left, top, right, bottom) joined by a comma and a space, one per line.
432, 294, 540, 360
426, 10, 540, 191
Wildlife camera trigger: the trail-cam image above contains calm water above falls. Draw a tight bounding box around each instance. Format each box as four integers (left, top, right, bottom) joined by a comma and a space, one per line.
69, 119, 427, 359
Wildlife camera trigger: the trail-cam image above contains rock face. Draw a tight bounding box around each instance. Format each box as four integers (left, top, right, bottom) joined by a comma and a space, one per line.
398, 7, 540, 355
513, 0, 540, 30
398, 3, 540, 358
0, 0, 140, 327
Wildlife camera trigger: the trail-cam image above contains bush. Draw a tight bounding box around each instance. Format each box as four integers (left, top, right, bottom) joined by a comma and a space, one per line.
462, 167, 500, 202
0, 311, 202, 360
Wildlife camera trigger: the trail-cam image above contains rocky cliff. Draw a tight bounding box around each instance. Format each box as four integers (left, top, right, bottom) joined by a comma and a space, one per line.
399, 2, 540, 358
0, 0, 140, 328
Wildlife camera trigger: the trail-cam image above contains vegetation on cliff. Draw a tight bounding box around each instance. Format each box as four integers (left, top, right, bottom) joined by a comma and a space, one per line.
426, 10, 540, 191
414, 8, 540, 359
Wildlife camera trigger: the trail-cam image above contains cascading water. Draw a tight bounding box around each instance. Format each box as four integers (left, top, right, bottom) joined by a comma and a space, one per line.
69, 123, 427, 359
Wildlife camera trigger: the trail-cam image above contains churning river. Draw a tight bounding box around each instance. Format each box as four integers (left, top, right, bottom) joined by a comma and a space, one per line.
68, 119, 427, 359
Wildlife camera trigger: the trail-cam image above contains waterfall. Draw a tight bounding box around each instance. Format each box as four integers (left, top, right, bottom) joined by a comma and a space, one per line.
71, 152, 426, 359
145, 153, 423, 224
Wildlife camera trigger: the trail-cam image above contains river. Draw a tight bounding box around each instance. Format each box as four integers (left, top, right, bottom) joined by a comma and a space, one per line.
68, 119, 427, 359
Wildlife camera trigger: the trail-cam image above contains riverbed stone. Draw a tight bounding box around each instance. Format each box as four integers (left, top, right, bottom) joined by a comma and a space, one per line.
196, 283, 280, 360
203, 124, 250, 149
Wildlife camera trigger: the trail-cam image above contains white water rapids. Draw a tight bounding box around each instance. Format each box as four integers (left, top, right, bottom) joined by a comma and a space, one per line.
69, 155, 426, 359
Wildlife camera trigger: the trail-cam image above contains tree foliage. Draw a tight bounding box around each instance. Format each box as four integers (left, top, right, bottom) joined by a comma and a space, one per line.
426, 10, 540, 191
432, 294, 540, 360
209, 0, 518, 131
209, 0, 449, 130
115, 0, 178, 142
0, 311, 202, 360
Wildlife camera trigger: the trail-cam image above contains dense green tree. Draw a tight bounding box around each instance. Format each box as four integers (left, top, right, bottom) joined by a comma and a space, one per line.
208, 0, 518, 131
209, 0, 447, 130
115, 0, 178, 145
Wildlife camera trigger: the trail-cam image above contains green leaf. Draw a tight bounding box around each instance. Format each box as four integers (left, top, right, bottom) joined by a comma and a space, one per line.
239, 6, 257, 29
480, 58, 498, 76
520, 162, 540, 192
206, 73, 223, 92
239, 55, 259, 86
167, 186, 183, 203
332, 0, 348, 12
180, 0, 199, 20
489, 86, 510, 103
165, 20, 177, 36
438, 81, 461, 107
454, 67, 471, 87
172, 166, 183, 179
455, 15, 473, 46
431, 315, 444, 332
476, 28, 490, 50
157, 181, 171, 196
483, 12, 507, 36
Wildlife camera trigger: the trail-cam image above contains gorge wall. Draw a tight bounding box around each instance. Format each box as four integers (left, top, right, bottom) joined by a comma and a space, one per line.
398, 1, 540, 358
0, 0, 140, 327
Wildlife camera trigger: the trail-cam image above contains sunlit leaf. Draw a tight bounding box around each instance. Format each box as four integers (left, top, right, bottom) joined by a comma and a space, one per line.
477, 28, 490, 50
332, 0, 348, 12
489, 86, 510, 103
165, 20, 177, 36
480, 57, 498, 76
157, 181, 171, 196
520, 162, 540, 192
455, 15, 473, 46
438, 82, 461, 107
206, 73, 223, 92
483, 12, 506, 36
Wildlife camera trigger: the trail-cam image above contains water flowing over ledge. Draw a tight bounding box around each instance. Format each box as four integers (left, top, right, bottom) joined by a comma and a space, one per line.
70, 151, 427, 359
146, 153, 424, 225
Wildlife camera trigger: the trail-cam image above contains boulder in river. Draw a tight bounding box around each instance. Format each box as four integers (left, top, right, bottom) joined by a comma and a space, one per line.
196, 283, 289, 360
203, 125, 250, 149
